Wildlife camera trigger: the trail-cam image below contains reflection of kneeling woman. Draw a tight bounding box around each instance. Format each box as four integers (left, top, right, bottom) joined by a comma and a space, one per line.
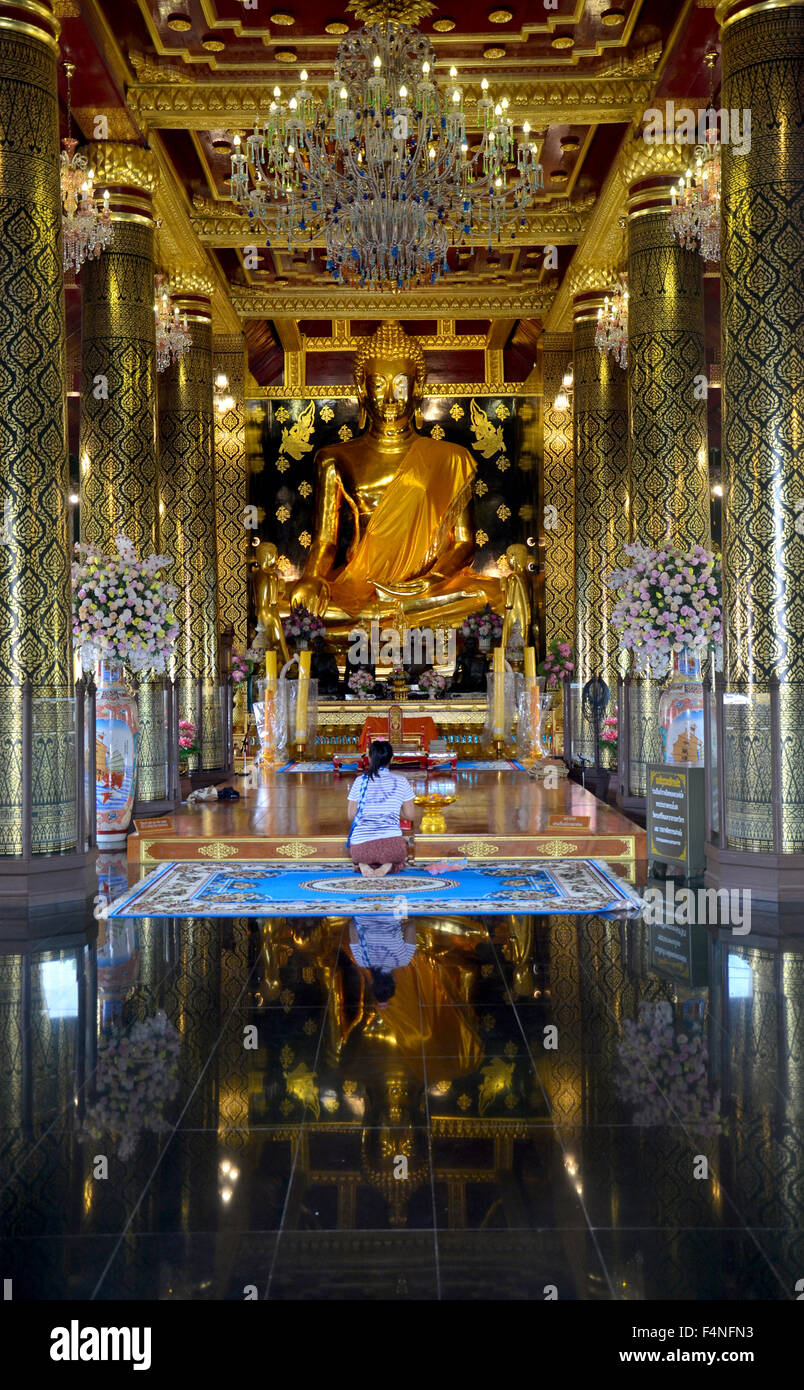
349, 914, 417, 1007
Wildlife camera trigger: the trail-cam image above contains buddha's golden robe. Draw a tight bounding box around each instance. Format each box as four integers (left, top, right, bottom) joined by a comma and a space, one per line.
323, 436, 500, 619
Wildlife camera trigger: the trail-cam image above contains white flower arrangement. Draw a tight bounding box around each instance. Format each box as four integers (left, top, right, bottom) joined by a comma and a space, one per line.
607, 542, 723, 677
71, 535, 180, 675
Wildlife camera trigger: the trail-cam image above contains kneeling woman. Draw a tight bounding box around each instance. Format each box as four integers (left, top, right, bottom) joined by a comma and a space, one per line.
347, 740, 415, 876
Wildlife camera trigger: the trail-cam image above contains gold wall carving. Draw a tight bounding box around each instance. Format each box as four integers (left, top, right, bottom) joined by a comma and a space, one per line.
541, 333, 575, 650
572, 314, 629, 759
229, 285, 553, 319
627, 210, 710, 550
158, 319, 223, 768
213, 333, 248, 648
128, 77, 656, 130
80, 219, 159, 555
0, 25, 75, 854
719, 1, 804, 852
189, 197, 593, 248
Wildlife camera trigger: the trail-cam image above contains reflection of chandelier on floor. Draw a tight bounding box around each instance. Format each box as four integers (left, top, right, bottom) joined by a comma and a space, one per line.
60, 63, 113, 274
595, 273, 628, 369
668, 52, 721, 263
154, 275, 192, 373
229, 0, 543, 291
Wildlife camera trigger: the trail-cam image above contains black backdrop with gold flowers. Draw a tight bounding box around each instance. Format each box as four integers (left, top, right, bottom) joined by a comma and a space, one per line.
247, 394, 538, 593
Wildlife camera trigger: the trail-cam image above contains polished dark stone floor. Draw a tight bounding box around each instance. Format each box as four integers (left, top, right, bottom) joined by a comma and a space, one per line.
1, 903, 802, 1300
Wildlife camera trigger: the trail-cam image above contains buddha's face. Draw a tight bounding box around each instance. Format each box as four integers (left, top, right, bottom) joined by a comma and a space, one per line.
362, 354, 420, 428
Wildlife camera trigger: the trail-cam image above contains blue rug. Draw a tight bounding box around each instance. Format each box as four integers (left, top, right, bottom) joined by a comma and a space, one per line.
103, 858, 641, 919
278, 759, 524, 772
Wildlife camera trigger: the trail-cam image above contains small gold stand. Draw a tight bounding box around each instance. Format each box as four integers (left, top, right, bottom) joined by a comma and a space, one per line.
414, 791, 457, 834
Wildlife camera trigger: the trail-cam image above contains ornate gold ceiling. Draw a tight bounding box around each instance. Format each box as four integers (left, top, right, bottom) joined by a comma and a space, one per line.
62, 0, 719, 374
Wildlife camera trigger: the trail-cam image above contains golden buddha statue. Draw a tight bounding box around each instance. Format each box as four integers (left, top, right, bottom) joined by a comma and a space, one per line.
251, 540, 290, 662
291, 320, 502, 636
500, 542, 534, 651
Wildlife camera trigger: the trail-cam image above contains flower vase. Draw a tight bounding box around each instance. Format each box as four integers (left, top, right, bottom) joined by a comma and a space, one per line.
478, 636, 492, 653
297, 637, 311, 651
95, 661, 139, 846
658, 649, 705, 765
428, 689, 436, 701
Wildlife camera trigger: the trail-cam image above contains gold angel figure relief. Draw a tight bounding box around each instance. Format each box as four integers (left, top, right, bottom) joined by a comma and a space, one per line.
478, 1057, 515, 1115
279, 399, 316, 462
469, 398, 505, 459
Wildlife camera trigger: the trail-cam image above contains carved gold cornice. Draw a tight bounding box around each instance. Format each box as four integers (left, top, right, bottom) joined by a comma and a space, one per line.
565, 263, 619, 298
248, 380, 536, 399
168, 269, 216, 297
230, 284, 553, 319
304, 333, 488, 351
189, 196, 593, 249
620, 140, 686, 189
84, 142, 159, 195
128, 75, 657, 131
545, 135, 684, 333
149, 133, 240, 334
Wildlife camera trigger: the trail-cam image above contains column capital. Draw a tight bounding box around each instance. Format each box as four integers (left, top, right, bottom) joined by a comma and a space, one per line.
566, 265, 617, 305
0, 0, 60, 48
621, 139, 686, 216
169, 269, 214, 323
83, 142, 159, 223
717, 0, 804, 30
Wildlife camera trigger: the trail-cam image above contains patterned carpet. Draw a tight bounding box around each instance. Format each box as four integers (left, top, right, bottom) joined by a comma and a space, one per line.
104, 858, 642, 919
278, 759, 524, 772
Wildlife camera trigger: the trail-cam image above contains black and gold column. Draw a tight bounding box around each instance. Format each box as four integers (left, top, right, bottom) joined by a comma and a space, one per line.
159, 277, 223, 771
213, 333, 248, 649
623, 146, 711, 799
572, 289, 629, 762
716, 0, 804, 869
0, 0, 77, 860
625, 149, 711, 550
541, 333, 575, 652
79, 144, 159, 552
77, 144, 172, 811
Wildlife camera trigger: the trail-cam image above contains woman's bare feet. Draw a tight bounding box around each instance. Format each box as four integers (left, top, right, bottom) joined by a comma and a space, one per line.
359, 864, 373, 877
374, 863, 393, 877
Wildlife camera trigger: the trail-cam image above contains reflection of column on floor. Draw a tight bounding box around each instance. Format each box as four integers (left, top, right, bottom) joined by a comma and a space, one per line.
501, 915, 534, 998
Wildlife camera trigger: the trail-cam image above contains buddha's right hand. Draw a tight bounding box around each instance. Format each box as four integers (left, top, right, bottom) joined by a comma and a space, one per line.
291, 577, 330, 616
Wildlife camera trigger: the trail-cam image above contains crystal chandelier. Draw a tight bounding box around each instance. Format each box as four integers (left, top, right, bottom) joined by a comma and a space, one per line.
668, 52, 721, 263
154, 275, 192, 373
595, 273, 629, 369
229, 1, 543, 292
60, 63, 113, 274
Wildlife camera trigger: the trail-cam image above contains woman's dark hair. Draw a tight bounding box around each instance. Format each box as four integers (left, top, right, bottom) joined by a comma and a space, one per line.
366, 739, 393, 780
370, 968, 396, 1003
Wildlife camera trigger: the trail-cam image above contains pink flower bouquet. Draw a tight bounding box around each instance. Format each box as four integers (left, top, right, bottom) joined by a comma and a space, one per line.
71, 535, 179, 675
538, 638, 575, 689
608, 542, 722, 675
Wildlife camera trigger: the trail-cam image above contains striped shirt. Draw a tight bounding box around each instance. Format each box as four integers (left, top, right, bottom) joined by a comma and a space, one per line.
350, 916, 417, 970
347, 768, 414, 846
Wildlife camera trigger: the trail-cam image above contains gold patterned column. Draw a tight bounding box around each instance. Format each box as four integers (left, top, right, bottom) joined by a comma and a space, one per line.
622, 147, 711, 799
717, 0, 804, 855
572, 291, 629, 762
158, 277, 222, 770
78, 144, 159, 553
541, 333, 575, 650
0, 0, 76, 856
626, 153, 710, 550
213, 333, 248, 649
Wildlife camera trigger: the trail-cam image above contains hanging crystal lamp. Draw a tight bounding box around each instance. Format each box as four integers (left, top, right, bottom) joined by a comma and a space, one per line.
595, 273, 629, 369
228, 0, 544, 292
154, 275, 192, 373
60, 63, 113, 274
668, 52, 721, 263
